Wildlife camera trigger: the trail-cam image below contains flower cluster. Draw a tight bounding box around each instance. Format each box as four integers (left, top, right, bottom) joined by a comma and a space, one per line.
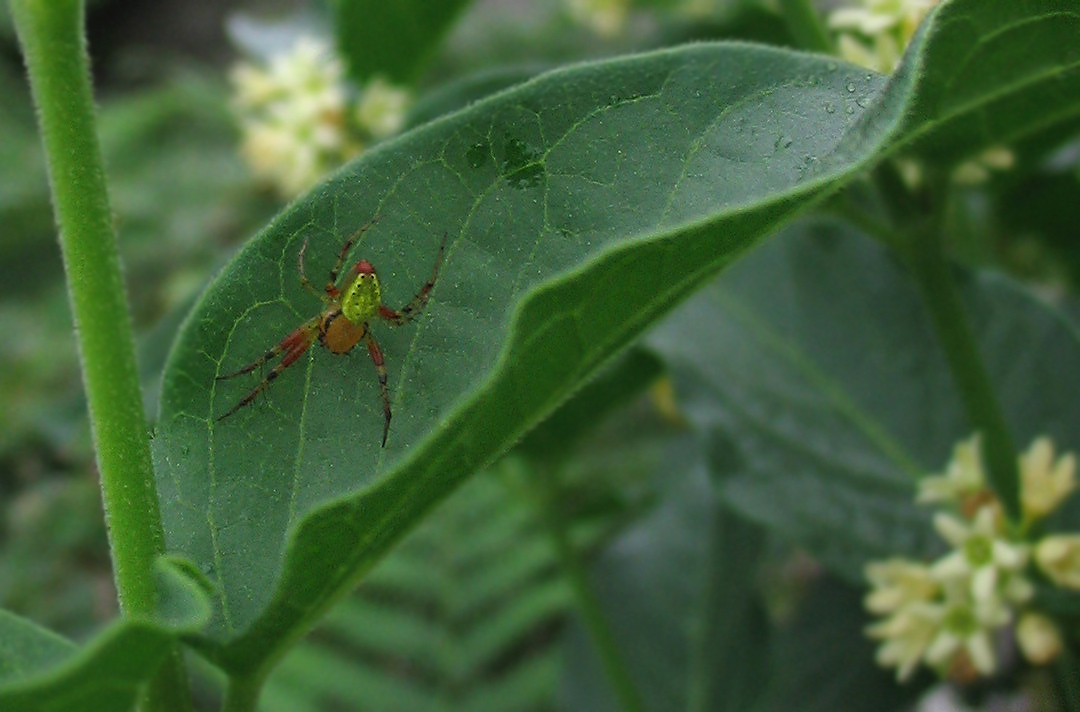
230, 37, 412, 198
865, 436, 1080, 681
564, 0, 631, 36
829, 0, 939, 72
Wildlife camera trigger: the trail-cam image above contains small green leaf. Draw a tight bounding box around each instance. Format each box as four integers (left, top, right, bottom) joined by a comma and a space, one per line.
0, 560, 211, 712
154, 0, 1080, 675
330, 0, 470, 83
650, 220, 1080, 580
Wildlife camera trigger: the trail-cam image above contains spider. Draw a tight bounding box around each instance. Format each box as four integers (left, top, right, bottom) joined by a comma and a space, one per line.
216, 218, 447, 446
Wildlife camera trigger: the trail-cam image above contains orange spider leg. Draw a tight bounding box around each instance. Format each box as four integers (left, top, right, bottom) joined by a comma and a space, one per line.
297, 236, 329, 302
378, 232, 448, 326
327, 216, 379, 294
363, 330, 392, 447
216, 317, 320, 421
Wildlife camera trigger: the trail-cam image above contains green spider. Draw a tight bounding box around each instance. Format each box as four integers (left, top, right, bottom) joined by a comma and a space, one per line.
216, 218, 447, 446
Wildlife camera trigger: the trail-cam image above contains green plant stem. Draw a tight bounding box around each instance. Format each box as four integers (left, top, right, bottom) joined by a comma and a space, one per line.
906, 222, 1021, 519
222, 671, 266, 712
8, 0, 188, 709
530, 466, 647, 712
778, 0, 833, 54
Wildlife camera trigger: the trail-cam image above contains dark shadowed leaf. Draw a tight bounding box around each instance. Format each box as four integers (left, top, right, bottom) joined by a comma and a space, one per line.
649, 220, 1080, 581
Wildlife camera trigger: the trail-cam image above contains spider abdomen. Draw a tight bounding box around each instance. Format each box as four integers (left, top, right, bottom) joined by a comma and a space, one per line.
318, 310, 367, 354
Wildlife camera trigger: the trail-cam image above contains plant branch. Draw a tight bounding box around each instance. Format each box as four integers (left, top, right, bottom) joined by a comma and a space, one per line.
525, 462, 647, 712
905, 217, 1020, 519
9, 0, 188, 708
222, 671, 266, 712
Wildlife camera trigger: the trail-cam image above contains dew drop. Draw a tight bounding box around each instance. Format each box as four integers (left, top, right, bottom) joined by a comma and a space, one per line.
466, 142, 488, 169
847, 82, 856, 93
824, 102, 836, 114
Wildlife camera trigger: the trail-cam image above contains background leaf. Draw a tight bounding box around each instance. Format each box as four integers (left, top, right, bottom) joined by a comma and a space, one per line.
558, 456, 926, 712
649, 219, 1080, 581
330, 0, 471, 83
0, 560, 210, 712
560, 463, 772, 712
261, 466, 570, 712
153, 0, 1080, 676
899, 0, 1080, 163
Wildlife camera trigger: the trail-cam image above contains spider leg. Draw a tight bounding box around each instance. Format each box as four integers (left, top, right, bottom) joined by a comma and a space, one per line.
378, 232, 448, 326
363, 329, 392, 447
297, 236, 329, 302
216, 318, 319, 421
327, 216, 380, 294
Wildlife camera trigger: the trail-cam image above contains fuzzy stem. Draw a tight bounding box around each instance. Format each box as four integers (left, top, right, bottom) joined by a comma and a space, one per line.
9, 0, 188, 709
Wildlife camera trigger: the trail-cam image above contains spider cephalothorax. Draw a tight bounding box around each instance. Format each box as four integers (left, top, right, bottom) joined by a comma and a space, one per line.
216, 218, 447, 446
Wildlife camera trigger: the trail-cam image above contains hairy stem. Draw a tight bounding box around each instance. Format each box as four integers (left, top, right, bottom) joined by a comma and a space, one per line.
9, 0, 188, 708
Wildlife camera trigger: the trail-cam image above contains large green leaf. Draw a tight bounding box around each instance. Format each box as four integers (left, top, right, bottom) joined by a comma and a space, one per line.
154, 0, 1080, 674
0, 560, 210, 712
649, 220, 1080, 581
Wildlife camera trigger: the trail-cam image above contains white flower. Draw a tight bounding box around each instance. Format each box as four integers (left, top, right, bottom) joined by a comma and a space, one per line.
917, 435, 985, 506
1015, 611, 1064, 665
355, 77, 412, 140
952, 146, 1017, 185
565, 0, 629, 36
923, 597, 1007, 677
829, 0, 939, 72
1035, 535, 1080, 590
829, 0, 934, 35
866, 435, 1080, 682
866, 600, 944, 681
1020, 437, 1077, 521
865, 559, 939, 614
230, 36, 351, 197
931, 507, 1029, 604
